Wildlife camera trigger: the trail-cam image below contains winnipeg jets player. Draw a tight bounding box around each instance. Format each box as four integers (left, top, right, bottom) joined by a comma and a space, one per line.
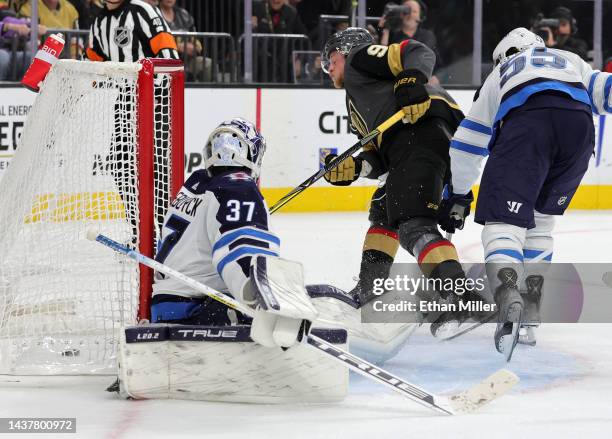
150, 117, 417, 363
151, 118, 310, 349
438, 28, 611, 360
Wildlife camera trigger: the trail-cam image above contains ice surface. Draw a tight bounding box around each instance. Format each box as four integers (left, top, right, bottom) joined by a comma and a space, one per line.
1, 211, 611, 438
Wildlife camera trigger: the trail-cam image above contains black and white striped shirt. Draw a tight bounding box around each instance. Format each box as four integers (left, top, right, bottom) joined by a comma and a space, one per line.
87, 0, 179, 62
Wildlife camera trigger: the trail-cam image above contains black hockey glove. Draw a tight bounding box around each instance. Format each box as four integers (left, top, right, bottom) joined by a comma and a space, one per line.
323, 154, 362, 186
438, 191, 474, 234
394, 70, 431, 124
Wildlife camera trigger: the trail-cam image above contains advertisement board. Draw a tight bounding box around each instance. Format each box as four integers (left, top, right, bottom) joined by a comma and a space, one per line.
1, 85, 610, 210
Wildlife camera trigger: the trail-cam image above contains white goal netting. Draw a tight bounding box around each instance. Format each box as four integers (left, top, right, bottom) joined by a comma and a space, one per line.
0, 60, 180, 374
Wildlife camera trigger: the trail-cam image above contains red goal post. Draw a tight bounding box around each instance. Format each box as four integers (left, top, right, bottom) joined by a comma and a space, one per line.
137, 58, 185, 322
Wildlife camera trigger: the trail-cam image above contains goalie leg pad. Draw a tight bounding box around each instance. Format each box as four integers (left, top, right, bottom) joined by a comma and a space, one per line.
307, 284, 418, 364
118, 324, 348, 403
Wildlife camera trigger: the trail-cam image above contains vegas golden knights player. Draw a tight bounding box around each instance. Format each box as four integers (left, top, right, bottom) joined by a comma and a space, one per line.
321, 28, 478, 324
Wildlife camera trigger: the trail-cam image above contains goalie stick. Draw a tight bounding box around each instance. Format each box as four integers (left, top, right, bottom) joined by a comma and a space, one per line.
88, 230, 519, 415
269, 110, 405, 214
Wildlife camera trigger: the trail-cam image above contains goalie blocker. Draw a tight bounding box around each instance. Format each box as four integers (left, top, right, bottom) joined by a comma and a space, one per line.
118, 255, 348, 402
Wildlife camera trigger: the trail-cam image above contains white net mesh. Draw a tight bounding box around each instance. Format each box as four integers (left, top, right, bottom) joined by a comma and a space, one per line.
153, 73, 173, 245
0, 60, 176, 374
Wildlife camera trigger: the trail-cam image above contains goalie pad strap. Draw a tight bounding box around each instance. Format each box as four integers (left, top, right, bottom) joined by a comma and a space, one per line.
124, 325, 347, 344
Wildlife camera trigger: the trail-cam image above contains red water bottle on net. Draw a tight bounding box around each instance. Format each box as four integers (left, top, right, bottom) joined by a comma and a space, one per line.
21, 33, 65, 92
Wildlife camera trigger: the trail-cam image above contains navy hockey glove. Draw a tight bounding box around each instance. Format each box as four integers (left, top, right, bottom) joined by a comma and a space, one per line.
323, 154, 362, 186
394, 70, 431, 124
438, 191, 474, 234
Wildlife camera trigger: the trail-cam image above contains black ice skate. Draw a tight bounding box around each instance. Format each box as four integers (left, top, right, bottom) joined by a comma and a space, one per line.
518, 275, 543, 346
493, 268, 524, 362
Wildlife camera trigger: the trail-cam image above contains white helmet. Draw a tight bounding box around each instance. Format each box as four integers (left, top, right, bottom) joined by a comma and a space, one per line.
203, 118, 266, 178
492, 27, 545, 66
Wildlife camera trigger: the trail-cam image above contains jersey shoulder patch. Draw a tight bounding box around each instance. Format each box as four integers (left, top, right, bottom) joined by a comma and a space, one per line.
182, 169, 213, 195
348, 43, 394, 79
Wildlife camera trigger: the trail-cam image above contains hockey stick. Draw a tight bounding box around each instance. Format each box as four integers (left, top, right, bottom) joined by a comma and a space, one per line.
88, 231, 519, 415
269, 110, 405, 214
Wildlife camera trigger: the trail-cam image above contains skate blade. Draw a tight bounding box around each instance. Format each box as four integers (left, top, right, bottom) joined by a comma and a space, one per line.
431, 320, 460, 338
437, 312, 498, 341
500, 304, 523, 362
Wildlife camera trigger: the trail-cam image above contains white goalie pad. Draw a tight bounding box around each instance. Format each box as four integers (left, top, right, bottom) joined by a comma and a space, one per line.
117, 324, 348, 403
250, 256, 318, 321
306, 285, 419, 364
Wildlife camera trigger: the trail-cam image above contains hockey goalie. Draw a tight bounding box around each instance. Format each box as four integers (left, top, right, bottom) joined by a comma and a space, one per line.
116, 118, 418, 402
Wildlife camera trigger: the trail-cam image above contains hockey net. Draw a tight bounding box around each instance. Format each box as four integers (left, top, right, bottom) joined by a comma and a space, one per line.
0, 59, 184, 374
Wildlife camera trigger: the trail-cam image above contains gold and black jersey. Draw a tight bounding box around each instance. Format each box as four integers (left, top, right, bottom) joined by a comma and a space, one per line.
344, 40, 464, 148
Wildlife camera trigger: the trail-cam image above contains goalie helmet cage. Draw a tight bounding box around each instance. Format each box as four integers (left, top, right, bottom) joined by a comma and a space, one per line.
0, 58, 184, 375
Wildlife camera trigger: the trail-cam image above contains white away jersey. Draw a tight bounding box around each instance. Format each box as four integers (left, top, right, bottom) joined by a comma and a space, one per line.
152, 170, 279, 305
450, 46, 612, 195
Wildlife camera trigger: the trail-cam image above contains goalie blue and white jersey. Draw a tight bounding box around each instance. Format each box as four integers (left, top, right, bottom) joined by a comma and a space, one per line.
152, 170, 280, 305
450, 46, 612, 195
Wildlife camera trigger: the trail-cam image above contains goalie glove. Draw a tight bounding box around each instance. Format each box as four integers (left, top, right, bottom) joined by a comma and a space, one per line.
250, 309, 311, 348
247, 256, 318, 348
394, 70, 431, 124
438, 190, 474, 234
323, 154, 362, 186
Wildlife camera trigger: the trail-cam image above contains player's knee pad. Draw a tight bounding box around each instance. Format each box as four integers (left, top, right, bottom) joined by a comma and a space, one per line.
524, 211, 554, 263
398, 217, 462, 282
398, 217, 441, 257
482, 222, 527, 264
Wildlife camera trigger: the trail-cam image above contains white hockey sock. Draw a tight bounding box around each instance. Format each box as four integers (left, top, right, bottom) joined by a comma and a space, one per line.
482, 222, 527, 290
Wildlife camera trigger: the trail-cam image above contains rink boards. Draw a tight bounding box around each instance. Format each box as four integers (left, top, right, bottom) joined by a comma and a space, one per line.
1, 86, 611, 210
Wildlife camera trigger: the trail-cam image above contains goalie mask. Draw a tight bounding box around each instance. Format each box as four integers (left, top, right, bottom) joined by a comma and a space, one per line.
204, 118, 266, 178
321, 27, 374, 74
492, 27, 545, 66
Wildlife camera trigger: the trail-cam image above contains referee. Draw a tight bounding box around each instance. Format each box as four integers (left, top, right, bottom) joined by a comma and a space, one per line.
85, 0, 180, 249
86, 0, 179, 61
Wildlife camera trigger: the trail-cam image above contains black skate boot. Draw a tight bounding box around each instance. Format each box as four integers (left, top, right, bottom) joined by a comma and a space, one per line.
349, 248, 395, 306
493, 268, 524, 362
518, 275, 543, 346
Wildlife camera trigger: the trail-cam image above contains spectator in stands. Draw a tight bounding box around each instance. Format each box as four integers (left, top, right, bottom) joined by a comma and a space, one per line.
68, 0, 102, 30
159, 0, 196, 40
252, 0, 307, 35
293, 52, 326, 84
158, 0, 208, 81
550, 6, 588, 61
19, 0, 79, 30
292, 0, 350, 47
0, 5, 46, 80
378, 0, 442, 84
251, 0, 308, 82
